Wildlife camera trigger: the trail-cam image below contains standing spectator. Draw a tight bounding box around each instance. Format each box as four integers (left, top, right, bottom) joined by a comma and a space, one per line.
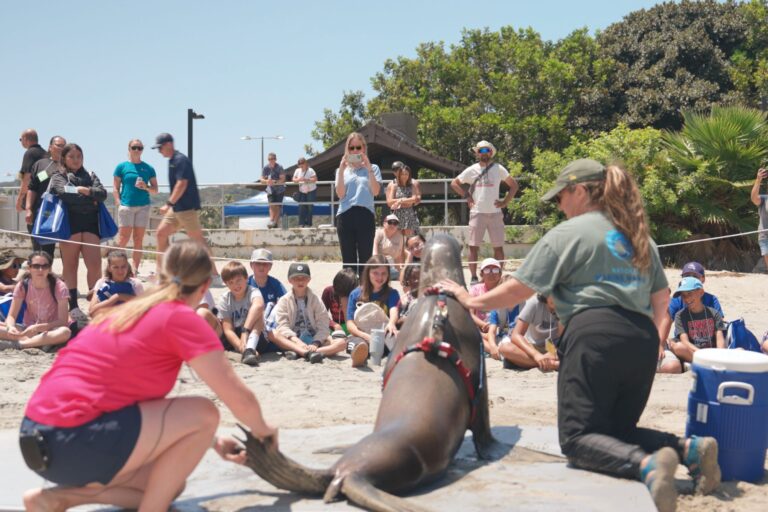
334, 132, 383, 276
442, 159, 721, 511
49, 144, 107, 322
26, 136, 66, 257
153, 133, 219, 282
386, 161, 421, 236
16, 129, 47, 215
261, 152, 286, 228
751, 166, 768, 270
113, 139, 158, 272
372, 214, 406, 278
292, 157, 317, 227
451, 140, 518, 283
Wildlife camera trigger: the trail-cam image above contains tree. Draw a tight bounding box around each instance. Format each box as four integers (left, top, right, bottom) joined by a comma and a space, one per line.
597, 0, 750, 130
308, 90, 368, 155
728, 0, 768, 108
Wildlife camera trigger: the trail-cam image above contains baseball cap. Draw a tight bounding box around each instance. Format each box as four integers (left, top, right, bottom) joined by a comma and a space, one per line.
480, 258, 501, 271
0, 250, 23, 270
287, 262, 311, 279
681, 261, 705, 278
673, 276, 704, 297
472, 140, 496, 156
541, 159, 606, 202
385, 214, 399, 223
392, 161, 406, 171
151, 132, 174, 149
250, 248, 273, 262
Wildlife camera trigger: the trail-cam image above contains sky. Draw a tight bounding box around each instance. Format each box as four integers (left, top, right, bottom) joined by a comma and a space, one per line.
0, 0, 663, 188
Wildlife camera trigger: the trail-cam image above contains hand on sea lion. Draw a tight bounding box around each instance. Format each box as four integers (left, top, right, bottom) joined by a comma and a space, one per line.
213, 435, 248, 464
438, 279, 471, 308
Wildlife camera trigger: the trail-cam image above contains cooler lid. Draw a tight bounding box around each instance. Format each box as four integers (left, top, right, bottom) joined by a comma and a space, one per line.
693, 348, 768, 373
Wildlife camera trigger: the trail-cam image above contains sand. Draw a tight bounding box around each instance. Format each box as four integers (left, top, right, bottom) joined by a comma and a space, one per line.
1, 257, 767, 511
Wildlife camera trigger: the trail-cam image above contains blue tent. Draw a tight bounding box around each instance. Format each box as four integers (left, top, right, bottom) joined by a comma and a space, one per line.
223, 192, 333, 217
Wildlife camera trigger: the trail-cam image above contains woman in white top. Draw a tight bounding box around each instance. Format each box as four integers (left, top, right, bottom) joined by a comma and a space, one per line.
292, 157, 317, 227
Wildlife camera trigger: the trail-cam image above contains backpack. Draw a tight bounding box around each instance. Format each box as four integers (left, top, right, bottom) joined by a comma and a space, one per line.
726, 318, 762, 353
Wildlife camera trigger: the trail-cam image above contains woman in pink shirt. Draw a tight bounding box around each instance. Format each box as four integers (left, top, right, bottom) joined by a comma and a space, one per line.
20, 240, 277, 512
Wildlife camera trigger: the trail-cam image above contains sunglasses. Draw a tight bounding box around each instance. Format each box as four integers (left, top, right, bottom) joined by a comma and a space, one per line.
387, 220, 399, 226
477, 147, 492, 154
348, 145, 363, 151
130, 146, 144, 151
30, 263, 51, 270
481, 267, 501, 275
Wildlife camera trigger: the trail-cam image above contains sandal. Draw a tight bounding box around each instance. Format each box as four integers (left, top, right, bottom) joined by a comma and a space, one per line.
684, 436, 721, 495
640, 447, 679, 512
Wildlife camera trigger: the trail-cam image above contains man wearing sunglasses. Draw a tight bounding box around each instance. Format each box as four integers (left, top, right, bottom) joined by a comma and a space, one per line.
451, 140, 518, 284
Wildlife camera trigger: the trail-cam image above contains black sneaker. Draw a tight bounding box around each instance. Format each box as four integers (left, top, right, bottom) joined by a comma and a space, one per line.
241, 348, 260, 366
306, 352, 324, 364
284, 351, 299, 360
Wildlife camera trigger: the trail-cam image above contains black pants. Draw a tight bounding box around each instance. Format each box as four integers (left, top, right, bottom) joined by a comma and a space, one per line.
336, 206, 375, 276
27, 223, 55, 258
557, 306, 684, 479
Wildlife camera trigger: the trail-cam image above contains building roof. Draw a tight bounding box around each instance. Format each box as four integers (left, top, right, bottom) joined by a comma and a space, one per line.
284, 120, 466, 180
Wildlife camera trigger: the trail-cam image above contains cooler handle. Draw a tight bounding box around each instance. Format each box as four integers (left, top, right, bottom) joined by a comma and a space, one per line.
717, 382, 754, 406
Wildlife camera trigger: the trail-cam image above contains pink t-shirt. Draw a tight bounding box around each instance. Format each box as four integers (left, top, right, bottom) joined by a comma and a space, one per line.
470, 282, 492, 322
25, 300, 223, 427
12, 278, 69, 324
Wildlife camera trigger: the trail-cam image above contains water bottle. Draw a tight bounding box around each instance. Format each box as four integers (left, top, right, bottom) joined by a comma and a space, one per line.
370, 329, 386, 365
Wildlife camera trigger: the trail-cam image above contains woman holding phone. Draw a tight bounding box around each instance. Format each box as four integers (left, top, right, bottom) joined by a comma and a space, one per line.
334, 132, 382, 276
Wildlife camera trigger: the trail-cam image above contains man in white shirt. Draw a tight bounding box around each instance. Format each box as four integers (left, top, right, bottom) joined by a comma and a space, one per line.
451, 140, 518, 283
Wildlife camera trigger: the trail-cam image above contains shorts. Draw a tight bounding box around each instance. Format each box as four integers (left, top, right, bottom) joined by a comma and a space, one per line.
159, 208, 202, 233
117, 205, 150, 228
220, 326, 243, 352
759, 238, 768, 256
468, 211, 505, 247
69, 213, 100, 237
657, 349, 681, 370
20, 404, 141, 487
267, 191, 285, 205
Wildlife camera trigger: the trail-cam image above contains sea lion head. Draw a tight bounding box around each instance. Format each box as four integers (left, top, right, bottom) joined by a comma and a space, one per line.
419, 234, 466, 292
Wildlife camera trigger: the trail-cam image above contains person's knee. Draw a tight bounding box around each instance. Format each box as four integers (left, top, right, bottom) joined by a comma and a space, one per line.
193, 398, 220, 433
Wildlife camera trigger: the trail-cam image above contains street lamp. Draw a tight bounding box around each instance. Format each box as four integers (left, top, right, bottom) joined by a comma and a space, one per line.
188, 108, 205, 164
240, 135, 285, 170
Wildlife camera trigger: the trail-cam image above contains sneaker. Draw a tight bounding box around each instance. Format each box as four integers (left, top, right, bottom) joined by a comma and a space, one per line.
306, 352, 324, 364
684, 436, 721, 495
69, 307, 89, 329
241, 348, 260, 366
351, 342, 369, 367
210, 275, 224, 288
641, 447, 679, 512
284, 351, 299, 360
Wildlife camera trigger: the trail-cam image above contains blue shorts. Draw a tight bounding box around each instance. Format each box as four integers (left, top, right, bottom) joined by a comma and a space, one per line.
759, 238, 768, 256
20, 404, 141, 486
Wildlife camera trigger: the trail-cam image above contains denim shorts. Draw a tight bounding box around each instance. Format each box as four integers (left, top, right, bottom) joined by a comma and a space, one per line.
20, 404, 141, 486
759, 238, 768, 256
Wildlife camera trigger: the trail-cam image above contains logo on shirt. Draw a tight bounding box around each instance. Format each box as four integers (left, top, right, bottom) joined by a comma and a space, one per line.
605, 230, 633, 261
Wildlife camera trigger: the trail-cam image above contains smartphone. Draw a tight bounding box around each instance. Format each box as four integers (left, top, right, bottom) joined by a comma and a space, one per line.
347, 153, 363, 165
64, 185, 78, 194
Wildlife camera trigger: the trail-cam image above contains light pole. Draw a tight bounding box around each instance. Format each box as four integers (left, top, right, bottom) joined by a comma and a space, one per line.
240, 135, 284, 171
188, 108, 205, 164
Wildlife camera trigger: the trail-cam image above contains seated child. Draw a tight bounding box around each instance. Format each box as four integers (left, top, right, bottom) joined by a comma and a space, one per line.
396, 264, 420, 328
0, 252, 72, 350
0, 250, 24, 295
469, 258, 503, 334
272, 263, 346, 363
346, 255, 401, 367
500, 294, 562, 372
322, 268, 358, 335
404, 233, 425, 269
88, 250, 144, 316
247, 248, 286, 306
668, 276, 726, 364
483, 275, 523, 361
206, 261, 265, 366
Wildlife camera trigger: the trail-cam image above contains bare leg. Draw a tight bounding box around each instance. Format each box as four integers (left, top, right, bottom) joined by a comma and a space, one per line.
317, 337, 347, 357
17, 326, 71, 349
59, 236, 82, 291
81, 233, 102, 290
670, 341, 695, 364
132, 227, 147, 271
155, 220, 176, 272
468, 245, 479, 281
493, 246, 505, 270
116, 227, 132, 250
498, 342, 537, 369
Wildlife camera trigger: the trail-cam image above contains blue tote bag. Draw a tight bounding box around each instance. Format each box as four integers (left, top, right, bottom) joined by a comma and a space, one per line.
98, 202, 118, 242
32, 185, 70, 245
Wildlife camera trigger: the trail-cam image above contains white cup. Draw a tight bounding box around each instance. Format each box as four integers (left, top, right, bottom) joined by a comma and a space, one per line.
370, 329, 386, 365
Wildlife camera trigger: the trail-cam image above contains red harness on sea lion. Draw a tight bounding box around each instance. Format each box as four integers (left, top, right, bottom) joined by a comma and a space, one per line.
382, 287, 483, 425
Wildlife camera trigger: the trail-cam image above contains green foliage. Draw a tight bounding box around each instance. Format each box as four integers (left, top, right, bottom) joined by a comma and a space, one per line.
728, 0, 768, 106
309, 90, 368, 153
596, 0, 750, 130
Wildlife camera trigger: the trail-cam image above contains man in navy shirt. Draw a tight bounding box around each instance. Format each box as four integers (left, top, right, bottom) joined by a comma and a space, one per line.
153, 133, 219, 280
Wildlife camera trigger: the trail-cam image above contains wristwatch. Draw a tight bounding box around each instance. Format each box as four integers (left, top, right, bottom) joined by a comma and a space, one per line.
166, 200, 175, 207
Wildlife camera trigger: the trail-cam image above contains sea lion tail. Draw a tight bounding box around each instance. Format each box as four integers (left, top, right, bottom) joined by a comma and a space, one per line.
238, 425, 332, 495
335, 473, 434, 512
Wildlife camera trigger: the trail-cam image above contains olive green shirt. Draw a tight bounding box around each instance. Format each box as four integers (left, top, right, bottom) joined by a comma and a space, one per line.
513, 211, 668, 326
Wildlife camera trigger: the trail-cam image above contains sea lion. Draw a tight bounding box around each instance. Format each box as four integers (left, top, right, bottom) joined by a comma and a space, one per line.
240, 234, 505, 511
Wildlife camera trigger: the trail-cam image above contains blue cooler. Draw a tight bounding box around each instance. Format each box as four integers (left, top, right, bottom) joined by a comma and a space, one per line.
686, 349, 768, 482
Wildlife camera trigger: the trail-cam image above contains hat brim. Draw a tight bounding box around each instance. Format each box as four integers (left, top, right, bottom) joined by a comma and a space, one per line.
289, 273, 310, 279
541, 182, 567, 202
673, 287, 701, 297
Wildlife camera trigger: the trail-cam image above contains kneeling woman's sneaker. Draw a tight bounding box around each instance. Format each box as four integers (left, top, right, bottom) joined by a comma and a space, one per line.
641, 447, 679, 512
684, 436, 721, 495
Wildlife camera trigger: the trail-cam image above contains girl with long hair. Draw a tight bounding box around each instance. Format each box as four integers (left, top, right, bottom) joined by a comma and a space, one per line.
385, 161, 421, 236
88, 250, 144, 316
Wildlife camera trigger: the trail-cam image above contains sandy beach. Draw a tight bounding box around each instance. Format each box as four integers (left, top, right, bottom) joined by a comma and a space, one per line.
1, 257, 767, 511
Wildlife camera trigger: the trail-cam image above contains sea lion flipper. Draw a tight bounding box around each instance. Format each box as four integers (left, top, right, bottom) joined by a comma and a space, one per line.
469, 385, 509, 461
238, 424, 333, 495
340, 473, 434, 512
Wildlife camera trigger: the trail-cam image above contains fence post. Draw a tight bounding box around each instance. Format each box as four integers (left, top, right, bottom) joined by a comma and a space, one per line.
220, 187, 225, 229
444, 181, 449, 226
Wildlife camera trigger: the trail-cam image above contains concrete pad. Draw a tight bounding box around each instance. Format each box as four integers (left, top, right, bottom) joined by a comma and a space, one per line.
0, 424, 654, 511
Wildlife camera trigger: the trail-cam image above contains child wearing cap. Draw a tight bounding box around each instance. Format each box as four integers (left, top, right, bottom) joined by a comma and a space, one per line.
669, 277, 726, 364
207, 261, 265, 366
247, 248, 287, 306
272, 262, 346, 363
469, 258, 503, 335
